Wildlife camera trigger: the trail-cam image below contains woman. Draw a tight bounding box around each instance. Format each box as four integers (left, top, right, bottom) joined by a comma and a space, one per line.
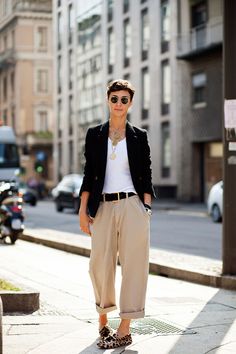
79, 79, 155, 349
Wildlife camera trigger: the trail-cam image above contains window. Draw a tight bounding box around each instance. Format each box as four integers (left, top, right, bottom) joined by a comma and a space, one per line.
3, 35, 7, 50
11, 106, 15, 131
68, 3, 74, 44
161, 122, 171, 178
11, 30, 15, 48
124, 19, 131, 67
141, 67, 150, 120
58, 12, 63, 49
10, 71, 14, 95
68, 50, 73, 89
3, 109, 7, 125
57, 0, 61, 7
69, 95, 73, 135
37, 27, 47, 51
160, 0, 170, 53
37, 69, 48, 93
192, 72, 206, 105
191, 1, 207, 49
58, 99, 62, 137
161, 60, 171, 115
107, 0, 113, 22
141, 8, 149, 60
123, 0, 129, 13
58, 56, 62, 93
108, 27, 115, 74
69, 141, 74, 173
3, 76, 7, 101
191, 1, 207, 28
38, 111, 48, 131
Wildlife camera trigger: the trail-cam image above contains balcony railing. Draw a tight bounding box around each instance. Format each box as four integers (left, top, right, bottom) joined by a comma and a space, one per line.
177, 19, 222, 58
12, 0, 52, 13
0, 49, 15, 68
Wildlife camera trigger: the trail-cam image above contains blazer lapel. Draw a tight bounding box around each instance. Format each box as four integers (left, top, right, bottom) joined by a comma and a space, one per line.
126, 122, 138, 172
97, 121, 109, 175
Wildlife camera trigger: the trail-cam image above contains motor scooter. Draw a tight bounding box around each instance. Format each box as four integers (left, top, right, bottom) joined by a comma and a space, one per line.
0, 182, 24, 244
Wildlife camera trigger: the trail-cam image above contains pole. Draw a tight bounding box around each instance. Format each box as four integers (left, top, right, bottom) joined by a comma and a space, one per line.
222, 0, 236, 274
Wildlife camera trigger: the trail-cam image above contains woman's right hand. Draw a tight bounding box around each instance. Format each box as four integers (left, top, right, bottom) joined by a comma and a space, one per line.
79, 211, 93, 236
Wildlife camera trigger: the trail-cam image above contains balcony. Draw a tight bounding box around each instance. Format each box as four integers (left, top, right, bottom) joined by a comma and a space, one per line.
0, 49, 16, 69
177, 20, 222, 60
12, 0, 52, 13
26, 131, 53, 147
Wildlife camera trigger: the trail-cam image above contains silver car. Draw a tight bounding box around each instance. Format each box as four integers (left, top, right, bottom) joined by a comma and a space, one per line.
51, 174, 83, 213
207, 180, 223, 222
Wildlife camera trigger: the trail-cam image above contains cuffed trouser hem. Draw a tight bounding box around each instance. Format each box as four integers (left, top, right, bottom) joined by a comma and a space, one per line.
119, 309, 145, 319
96, 304, 117, 315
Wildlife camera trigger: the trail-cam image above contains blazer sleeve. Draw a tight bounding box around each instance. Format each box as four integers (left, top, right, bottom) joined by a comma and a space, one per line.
142, 131, 156, 198
79, 128, 94, 195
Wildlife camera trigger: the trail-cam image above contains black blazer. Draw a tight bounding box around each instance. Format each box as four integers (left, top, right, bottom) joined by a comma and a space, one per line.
80, 121, 156, 217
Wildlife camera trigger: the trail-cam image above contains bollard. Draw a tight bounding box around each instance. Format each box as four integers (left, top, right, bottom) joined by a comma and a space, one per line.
0, 296, 2, 354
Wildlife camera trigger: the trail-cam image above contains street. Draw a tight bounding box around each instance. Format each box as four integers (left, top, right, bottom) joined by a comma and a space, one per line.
24, 200, 222, 260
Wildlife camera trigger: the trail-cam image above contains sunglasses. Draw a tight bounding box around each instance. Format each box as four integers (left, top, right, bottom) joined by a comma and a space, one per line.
110, 96, 129, 104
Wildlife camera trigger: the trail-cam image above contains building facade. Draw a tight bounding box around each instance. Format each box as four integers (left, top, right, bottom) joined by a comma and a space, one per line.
177, 0, 223, 201
0, 0, 54, 186
53, 0, 223, 202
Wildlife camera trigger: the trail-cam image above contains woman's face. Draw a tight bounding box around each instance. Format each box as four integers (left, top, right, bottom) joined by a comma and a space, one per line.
108, 90, 132, 117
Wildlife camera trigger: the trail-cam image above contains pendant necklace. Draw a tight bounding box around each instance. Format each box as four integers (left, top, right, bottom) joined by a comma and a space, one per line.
109, 136, 119, 160
109, 121, 126, 160
110, 146, 117, 160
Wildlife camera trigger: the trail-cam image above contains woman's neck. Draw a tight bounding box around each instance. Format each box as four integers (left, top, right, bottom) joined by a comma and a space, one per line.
109, 116, 127, 129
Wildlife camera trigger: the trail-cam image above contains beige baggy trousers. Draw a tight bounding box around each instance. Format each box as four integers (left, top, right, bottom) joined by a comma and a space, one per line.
89, 194, 150, 319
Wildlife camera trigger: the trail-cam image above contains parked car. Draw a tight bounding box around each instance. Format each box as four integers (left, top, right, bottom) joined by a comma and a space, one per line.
207, 180, 223, 222
18, 182, 38, 206
51, 174, 83, 213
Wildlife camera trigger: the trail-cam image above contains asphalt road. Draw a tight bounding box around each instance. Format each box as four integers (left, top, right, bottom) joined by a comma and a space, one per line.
24, 200, 222, 260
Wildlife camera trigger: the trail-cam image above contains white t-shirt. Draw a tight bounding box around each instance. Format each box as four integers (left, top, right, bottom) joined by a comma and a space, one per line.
102, 138, 137, 194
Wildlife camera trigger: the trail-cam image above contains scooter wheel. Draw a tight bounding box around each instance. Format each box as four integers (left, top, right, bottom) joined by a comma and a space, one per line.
10, 232, 21, 244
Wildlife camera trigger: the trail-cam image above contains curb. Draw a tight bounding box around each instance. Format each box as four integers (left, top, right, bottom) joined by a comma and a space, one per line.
0, 297, 2, 354
21, 233, 236, 291
0, 288, 39, 314
149, 262, 236, 290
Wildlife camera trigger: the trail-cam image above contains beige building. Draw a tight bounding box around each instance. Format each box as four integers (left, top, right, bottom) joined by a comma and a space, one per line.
0, 0, 53, 186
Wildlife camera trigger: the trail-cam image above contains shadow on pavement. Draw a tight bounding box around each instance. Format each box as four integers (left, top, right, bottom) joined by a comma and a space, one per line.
168, 289, 236, 353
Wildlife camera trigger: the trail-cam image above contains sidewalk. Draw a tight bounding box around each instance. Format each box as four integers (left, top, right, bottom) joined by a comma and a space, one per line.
1, 239, 236, 354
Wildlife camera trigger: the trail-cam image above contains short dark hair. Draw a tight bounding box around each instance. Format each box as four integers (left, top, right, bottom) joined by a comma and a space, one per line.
106, 79, 135, 101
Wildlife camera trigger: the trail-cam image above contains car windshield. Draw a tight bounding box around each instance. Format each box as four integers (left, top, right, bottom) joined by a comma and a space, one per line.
59, 175, 82, 189
0, 143, 20, 168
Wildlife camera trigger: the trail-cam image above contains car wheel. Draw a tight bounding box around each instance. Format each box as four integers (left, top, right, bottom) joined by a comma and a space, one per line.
211, 204, 222, 222
56, 200, 63, 212
74, 199, 80, 214
30, 199, 37, 206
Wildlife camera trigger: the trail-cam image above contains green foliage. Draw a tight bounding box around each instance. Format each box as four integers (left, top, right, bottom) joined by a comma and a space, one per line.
34, 131, 53, 139
0, 279, 21, 291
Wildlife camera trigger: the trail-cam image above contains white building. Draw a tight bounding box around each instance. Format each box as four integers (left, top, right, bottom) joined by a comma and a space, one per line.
53, 0, 180, 199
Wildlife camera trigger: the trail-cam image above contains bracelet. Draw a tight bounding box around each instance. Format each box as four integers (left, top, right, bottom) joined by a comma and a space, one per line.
144, 203, 152, 216
144, 203, 151, 210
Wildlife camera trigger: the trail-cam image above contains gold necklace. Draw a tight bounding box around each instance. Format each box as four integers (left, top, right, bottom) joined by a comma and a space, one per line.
109, 126, 125, 160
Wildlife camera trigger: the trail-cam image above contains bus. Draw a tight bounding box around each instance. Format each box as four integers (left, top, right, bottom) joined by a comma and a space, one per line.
0, 126, 20, 182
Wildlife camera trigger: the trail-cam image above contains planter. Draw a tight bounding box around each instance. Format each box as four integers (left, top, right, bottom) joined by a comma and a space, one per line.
0, 290, 39, 314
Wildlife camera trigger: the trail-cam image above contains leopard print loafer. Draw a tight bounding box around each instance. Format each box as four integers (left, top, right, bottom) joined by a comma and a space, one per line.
97, 333, 132, 349
99, 325, 113, 339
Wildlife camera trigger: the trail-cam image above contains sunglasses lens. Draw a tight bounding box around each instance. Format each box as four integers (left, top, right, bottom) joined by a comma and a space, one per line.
121, 97, 129, 104
111, 96, 118, 103
110, 96, 129, 104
